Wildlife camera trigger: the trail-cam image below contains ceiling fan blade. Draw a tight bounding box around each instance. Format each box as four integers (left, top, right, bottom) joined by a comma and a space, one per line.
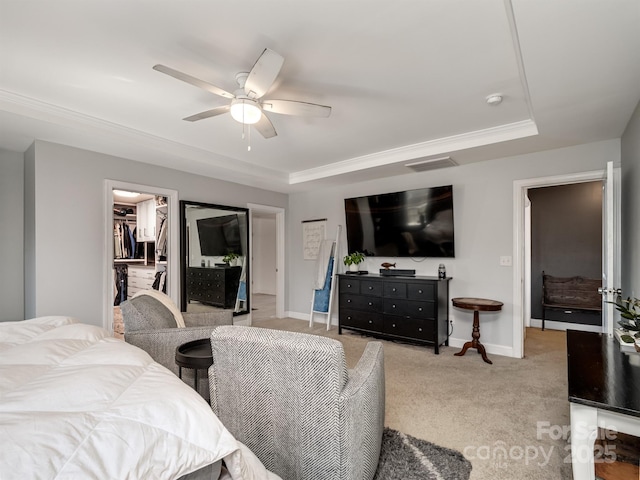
153, 64, 234, 99
183, 105, 230, 122
253, 114, 277, 139
262, 99, 332, 118
244, 49, 284, 100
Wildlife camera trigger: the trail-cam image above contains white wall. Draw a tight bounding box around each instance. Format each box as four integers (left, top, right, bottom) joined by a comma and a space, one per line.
24, 140, 287, 326
253, 216, 277, 295
0, 149, 25, 321
621, 100, 640, 298
286, 139, 620, 357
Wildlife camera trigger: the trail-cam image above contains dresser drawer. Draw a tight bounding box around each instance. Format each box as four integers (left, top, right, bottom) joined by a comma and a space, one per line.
341, 309, 383, 331
383, 316, 434, 340
340, 278, 361, 294
128, 276, 154, 289
384, 282, 407, 298
340, 294, 383, 312
360, 280, 383, 296
384, 299, 435, 319
407, 283, 435, 301
129, 266, 155, 280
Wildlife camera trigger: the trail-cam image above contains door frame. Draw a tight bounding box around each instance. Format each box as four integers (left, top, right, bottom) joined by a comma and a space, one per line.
103, 180, 179, 332
513, 170, 605, 358
247, 203, 285, 319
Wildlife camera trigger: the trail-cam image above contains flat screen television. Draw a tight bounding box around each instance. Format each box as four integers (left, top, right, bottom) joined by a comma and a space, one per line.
196, 214, 241, 256
344, 185, 455, 257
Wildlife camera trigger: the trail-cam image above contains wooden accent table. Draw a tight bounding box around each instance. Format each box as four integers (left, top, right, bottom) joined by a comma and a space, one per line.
452, 297, 503, 364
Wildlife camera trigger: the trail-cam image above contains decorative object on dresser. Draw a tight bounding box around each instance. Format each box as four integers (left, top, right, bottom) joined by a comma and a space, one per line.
338, 273, 451, 353
343, 251, 365, 272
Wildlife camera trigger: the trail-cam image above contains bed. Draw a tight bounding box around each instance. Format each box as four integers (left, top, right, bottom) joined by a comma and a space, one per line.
0, 316, 281, 480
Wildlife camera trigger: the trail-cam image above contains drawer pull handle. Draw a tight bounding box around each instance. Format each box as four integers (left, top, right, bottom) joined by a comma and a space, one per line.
418, 328, 422, 332
418, 289, 423, 294
347, 316, 352, 320
368, 302, 373, 306
368, 286, 373, 290
347, 299, 351, 303
347, 284, 352, 287
392, 288, 397, 292
392, 304, 396, 308
418, 307, 423, 311
369, 320, 373, 324
392, 324, 396, 328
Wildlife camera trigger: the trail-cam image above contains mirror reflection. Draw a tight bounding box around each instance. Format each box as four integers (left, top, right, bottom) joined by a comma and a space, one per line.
180, 201, 249, 316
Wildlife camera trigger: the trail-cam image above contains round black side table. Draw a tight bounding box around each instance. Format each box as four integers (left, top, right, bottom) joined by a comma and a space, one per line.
175, 338, 213, 394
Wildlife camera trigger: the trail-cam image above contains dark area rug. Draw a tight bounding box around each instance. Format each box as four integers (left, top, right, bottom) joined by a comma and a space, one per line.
374, 428, 472, 480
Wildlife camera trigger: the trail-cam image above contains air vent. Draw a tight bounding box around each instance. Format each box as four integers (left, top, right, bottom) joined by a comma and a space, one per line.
405, 156, 457, 172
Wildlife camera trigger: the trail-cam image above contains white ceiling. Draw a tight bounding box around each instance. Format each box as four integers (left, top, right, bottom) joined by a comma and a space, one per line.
1, 0, 639, 193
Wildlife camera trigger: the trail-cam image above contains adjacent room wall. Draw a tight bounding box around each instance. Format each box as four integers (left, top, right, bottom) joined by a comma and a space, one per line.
528, 182, 603, 323
286, 139, 619, 357
621, 100, 640, 298
252, 215, 277, 295
0, 149, 25, 321
23, 140, 287, 326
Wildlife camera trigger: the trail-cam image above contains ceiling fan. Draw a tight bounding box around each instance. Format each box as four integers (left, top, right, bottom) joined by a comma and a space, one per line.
153, 48, 331, 139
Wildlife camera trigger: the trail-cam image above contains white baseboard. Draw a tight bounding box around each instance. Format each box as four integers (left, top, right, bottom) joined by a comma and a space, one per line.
529, 318, 602, 333
447, 337, 515, 358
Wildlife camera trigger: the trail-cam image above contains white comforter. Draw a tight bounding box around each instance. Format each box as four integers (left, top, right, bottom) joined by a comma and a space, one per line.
0, 316, 280, 480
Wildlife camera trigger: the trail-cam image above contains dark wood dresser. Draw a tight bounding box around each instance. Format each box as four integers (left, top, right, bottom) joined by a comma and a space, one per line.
337, 274, 451, 353
186, 266, 241, 309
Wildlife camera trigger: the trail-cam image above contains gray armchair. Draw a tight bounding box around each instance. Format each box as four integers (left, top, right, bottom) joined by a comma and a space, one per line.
208, 325, 385, 480
121, 293, 233, 393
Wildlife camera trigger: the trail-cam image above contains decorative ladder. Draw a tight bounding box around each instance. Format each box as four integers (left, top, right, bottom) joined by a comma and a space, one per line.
309, 225, 341, 330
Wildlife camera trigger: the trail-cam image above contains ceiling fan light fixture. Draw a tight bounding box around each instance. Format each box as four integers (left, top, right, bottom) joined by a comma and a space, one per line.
230, 98, 262, 125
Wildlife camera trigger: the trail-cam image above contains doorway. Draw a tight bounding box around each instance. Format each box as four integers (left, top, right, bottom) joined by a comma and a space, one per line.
513, 169, 611, 358
248, 204, 285, 323
103, 180, 179, 334
527, 182, 603, 332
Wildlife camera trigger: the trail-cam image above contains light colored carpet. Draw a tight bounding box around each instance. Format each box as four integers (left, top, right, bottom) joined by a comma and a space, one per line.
255, 317, 572, 480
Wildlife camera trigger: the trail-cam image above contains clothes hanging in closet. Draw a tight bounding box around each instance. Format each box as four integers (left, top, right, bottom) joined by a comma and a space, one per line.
152, 270, 167, 294
156, 213, 168, 261
113, 264, 128, 306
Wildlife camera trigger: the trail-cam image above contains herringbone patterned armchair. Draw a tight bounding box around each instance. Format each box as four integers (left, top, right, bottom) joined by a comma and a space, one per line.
208, 325, 385, 480
121, 292, 233, 395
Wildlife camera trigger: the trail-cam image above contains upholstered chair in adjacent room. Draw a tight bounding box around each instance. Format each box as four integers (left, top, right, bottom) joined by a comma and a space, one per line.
208, 325, 385, 480
120, 290, 233, 394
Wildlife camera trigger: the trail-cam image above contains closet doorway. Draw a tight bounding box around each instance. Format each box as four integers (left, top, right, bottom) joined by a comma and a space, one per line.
248, 204, 285, 323
103, 180, 179, 335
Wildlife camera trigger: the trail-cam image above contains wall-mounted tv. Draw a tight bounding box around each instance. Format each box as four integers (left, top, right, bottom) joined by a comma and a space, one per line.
197, 214, 241, 256
344, 185, 455, 258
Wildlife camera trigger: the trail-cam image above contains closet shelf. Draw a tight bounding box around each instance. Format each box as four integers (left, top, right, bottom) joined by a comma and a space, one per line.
114, 259, 146, 264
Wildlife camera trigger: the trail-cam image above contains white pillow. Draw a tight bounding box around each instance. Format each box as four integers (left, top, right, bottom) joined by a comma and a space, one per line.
132, 289, 186, 328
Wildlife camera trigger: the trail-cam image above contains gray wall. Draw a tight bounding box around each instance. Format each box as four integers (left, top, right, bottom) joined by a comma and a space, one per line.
621, 100, 640, 298
528, 182, 602, 320
0, 149, 25, 321
24, 140, 287, 326
286, 139, 619, 356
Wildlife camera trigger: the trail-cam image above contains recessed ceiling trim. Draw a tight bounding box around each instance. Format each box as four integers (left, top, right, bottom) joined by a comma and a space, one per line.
289, 119, 538, 184
0, 88, 289, 185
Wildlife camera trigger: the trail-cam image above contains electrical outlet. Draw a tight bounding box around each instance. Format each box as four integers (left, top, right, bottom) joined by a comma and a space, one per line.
500, 256, 512, 266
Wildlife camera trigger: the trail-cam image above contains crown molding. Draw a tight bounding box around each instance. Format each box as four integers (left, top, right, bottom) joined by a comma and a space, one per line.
288, 119, 539, 184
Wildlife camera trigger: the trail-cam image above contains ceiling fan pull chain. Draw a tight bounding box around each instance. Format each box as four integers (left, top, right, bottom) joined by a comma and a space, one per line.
248, 125, 252, 152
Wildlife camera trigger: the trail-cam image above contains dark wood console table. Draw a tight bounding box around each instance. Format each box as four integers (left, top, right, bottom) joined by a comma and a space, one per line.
338, 274, 451, 353
452, 297, 503, 364
567, 330, 640, 479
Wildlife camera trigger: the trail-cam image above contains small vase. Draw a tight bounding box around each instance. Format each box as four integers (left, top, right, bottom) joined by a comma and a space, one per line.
349, 264, 359, 272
